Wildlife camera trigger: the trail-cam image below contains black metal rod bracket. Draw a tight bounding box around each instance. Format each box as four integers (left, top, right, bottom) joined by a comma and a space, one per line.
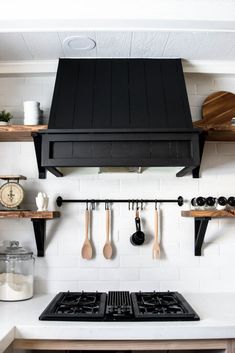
46, 167, 63, 178
32, 133, 46, 179
56, 196, 184, 207
31, 219, 46, 257
176, 166, 195, 178
194, 217, 211, 256
192, 131, 207, 179
32, 133, 64, 179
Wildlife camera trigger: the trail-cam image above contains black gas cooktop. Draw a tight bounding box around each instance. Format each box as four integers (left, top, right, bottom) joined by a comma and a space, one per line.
39, 291, 199, 321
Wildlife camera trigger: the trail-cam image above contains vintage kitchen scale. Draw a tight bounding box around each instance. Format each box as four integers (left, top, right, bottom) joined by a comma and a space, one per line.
0, 175, 26, 209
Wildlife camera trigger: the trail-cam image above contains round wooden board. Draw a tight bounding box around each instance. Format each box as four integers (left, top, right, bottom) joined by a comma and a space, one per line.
194, 91, 235, 129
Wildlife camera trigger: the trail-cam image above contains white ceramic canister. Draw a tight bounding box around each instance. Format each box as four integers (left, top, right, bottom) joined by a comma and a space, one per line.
23, 101, 40, 125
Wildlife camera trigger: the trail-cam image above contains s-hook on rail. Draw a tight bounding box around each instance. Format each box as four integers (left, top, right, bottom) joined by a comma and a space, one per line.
56, 196, 184, 208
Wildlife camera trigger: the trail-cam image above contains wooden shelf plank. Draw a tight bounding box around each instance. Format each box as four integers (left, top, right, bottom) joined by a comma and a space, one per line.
0, 210, 60, 219
207, 129, 235, 141
193, 122, 235, 141
0, 124, 47, 142
182, 210, 235, 218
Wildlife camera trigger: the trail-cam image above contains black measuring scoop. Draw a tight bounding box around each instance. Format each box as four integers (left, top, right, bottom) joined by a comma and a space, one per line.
130, 209, 145, 246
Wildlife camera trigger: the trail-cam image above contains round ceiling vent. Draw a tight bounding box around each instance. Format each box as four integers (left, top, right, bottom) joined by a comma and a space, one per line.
63, 36, 96, 51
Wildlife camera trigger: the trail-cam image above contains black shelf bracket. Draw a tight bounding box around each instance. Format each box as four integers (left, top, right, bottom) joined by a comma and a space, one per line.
31, 219, 46, 257
194, 217, 211, 256
32, 133, 46, 179
46, 167, 63, 178
176, 166, 195, 178
193, 131, 207, 178
32, 133, 63, 179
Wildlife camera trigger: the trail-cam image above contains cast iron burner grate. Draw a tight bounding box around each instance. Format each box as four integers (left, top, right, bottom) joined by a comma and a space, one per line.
39, 291, 106, 321
39, 291, 199, 321
131, 292, 199, 321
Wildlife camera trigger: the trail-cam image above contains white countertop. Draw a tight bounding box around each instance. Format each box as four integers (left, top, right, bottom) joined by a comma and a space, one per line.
1, 293, 235, 352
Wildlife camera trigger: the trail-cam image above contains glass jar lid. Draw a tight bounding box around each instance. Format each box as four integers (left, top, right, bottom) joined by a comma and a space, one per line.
0, 241, 33, 259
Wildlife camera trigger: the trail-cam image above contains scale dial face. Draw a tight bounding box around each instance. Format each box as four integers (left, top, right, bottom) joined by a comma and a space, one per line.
0, 182, 24, 208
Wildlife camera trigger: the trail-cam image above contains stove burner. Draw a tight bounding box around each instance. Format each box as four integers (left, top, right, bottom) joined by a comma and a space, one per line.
56, 292, 101, 315
137, 292, 185, 315
39, 291, 199, 322
131, 291, 199, 320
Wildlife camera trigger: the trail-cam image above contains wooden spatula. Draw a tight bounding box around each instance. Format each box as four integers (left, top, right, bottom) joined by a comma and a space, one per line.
152, 208, 161, 259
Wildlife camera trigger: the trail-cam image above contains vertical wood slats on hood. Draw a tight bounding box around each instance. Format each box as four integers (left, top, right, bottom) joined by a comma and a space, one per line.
48, 58, 193, 131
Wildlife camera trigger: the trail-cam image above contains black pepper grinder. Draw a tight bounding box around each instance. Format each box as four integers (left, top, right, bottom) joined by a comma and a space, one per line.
205, 197, 216, 209
196, 197, 206, 210
228, 197, 235, 208
216, 196, 227, 210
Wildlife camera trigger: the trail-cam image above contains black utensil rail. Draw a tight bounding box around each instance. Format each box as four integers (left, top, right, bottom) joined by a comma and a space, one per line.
56, 196, 184, 207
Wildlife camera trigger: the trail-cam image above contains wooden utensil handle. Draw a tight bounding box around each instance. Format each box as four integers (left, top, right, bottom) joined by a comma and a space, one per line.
85, 209, 89, 240
106, 208, 110, 241
154, 209, 158, 242
135, 209, 140, 218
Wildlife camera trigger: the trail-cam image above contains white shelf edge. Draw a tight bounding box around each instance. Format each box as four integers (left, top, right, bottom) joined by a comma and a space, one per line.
0, 59, 235, 75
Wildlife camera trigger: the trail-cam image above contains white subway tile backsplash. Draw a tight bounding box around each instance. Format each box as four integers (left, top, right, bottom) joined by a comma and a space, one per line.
217, 142, 235, 155
34, 280, 79, 293
194, 74, 214, 94
180, 267, 220, 281
213, 76, 235, 91
188, 94, 207, 107
36, 255, 80, 268
0, 94, 22, 106
202, 142, 217, 155
119, 281, 160, 291
80, 178, 120, 195
36, 267, 99, 281
199, 280, 235, 292
160, 280, 200, 292
1, 72, 235, 294
140, 268, 179, 281
78, 281, 120, 292
98, 268, 139, 281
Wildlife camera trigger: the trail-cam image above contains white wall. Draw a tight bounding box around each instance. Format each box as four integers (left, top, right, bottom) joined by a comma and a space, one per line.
0, 72, 235, 294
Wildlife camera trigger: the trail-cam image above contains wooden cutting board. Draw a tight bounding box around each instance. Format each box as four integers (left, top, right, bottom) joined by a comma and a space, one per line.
194, 91, 235, 130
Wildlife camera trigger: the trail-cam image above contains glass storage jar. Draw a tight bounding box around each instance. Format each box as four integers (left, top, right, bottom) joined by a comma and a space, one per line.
0, 241, 35, 301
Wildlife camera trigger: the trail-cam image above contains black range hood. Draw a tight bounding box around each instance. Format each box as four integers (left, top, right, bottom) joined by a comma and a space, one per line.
33, 58, 202, 179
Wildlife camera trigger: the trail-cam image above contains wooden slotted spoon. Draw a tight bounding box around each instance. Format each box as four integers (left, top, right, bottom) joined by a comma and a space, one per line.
103, 204, 113, 259
152, 207, 161, 259
81, 208, 93, 260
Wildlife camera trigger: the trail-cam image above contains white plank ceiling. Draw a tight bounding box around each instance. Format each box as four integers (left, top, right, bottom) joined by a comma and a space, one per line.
0, 31, 235, 61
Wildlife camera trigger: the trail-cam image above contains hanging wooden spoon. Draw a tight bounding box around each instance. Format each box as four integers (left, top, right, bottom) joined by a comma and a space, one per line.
81, 208, 93, 260
103, 204, 113, 259
152, 206, 161, 259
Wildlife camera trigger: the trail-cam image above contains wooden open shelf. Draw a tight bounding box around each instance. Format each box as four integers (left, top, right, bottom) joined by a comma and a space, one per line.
193, 122, 235, 141
182, 210, 235, 218
0, 124, 47, 142
0, 210, 60, 256
0, 210, 60, 219
182, 209, 235, 256
206, 126, 235, 141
